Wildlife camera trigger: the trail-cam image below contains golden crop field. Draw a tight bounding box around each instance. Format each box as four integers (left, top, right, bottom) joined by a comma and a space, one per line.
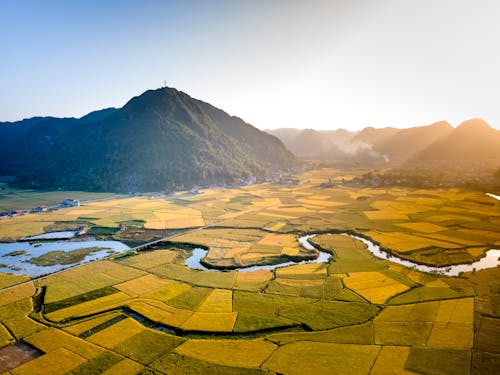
0, 168, 499, 373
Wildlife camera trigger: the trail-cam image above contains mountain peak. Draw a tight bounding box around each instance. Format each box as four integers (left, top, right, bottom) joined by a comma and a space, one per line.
456, 118, 492, 131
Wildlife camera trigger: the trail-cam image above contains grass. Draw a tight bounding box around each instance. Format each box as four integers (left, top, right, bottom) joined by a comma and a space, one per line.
175, 339, 277, 368
28, 247, 107, 267
262, 341, 380, 375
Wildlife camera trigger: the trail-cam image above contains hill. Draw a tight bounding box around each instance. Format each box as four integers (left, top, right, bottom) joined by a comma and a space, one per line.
1, 88, 296, 192
266, 128, 358, 159
372, 121, 453, 161
411, 118, 500, 161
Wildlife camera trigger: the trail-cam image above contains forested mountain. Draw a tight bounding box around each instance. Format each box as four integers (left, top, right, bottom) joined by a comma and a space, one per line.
0, 87, 296, 192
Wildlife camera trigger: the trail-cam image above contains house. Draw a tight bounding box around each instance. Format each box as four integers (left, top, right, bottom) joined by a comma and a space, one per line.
32, 206, 49, 212
9, 210, 25, 217
61, 199, 80, 207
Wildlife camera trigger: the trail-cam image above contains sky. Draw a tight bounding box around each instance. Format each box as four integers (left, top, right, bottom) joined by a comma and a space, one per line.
1, 0, 499, 130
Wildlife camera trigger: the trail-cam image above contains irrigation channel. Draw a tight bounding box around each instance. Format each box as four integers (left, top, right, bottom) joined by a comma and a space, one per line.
185, 233, 500, 277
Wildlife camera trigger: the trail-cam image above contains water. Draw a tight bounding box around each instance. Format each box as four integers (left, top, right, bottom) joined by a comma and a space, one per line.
348, 234, 500, 277
0, 239, 129, 277
185, 233, 500, 276
24, 231, 78, 240
486, 193, 500, 201
185, 234, 332, 273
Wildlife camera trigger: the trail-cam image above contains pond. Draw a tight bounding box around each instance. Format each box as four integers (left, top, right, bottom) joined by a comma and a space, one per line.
185, 233, 500, 277
0, 239, 129, 277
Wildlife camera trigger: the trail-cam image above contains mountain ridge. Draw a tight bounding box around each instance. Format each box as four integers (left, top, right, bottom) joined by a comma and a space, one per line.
0, 87, 296, 192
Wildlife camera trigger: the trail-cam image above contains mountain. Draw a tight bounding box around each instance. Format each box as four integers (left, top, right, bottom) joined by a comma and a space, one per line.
352, 126, 400, 147
265, 128, 358, 159
0, 109, 118, 175
3, 87, 295, 192
411, 118, 500, 161
372, 121, 453, 161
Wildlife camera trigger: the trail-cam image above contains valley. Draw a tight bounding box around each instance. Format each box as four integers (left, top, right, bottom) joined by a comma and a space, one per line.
0, 168, 498, 374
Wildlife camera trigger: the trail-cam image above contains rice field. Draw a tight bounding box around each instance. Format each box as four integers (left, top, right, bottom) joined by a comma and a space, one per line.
0, 169, 498, 373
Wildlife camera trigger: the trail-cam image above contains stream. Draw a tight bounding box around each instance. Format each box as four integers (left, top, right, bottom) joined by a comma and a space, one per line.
186, 233, 500, 277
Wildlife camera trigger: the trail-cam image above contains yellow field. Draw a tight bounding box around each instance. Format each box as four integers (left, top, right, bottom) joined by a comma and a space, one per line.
0, 171, 498, 374
120, 249, 178, 270
180, 312, 238, 332
342, 272, 410, 304
26, 327, 103, 359
175, 338, 277, 368
0, 282, 35, 306
45, 292, 131, 322
128, 301, 192, 328
196, 289, 232, 313
370, 346, 412, 375
11, 347, 87, 375
114, 274, 171, 297
395, 222, 447, 233
87, 318, 145, 348
101, 358, 144, 375
63, 312, 122, 336
262, 341, 381, 375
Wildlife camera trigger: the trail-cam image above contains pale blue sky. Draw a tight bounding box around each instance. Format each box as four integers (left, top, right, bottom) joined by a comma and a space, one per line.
1, 0, 499, 130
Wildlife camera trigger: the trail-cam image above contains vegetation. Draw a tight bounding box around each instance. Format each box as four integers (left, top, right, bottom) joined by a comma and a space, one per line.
3, 87, 296, 192
27, 247, 105, 266
0, 168, 498, 373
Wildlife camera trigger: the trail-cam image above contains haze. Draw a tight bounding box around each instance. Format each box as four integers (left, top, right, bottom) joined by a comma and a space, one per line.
1, 0, 499, 130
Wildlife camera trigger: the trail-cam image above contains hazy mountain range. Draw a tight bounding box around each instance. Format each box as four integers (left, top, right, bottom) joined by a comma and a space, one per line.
0, 88, 295, 192
267, 118, 500, 164
1, 85, 498, 193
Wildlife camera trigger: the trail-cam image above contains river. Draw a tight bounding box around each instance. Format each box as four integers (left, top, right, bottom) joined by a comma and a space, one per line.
186, 233, 500, 277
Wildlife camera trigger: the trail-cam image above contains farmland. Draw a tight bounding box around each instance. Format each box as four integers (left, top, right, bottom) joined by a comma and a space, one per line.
0, 168, 498, 374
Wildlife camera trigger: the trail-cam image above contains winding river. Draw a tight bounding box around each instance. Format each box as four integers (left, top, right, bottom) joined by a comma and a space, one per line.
186, 233, 500, 277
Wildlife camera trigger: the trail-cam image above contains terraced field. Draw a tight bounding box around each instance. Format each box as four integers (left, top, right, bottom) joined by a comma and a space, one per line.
0, 168, 498, 374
